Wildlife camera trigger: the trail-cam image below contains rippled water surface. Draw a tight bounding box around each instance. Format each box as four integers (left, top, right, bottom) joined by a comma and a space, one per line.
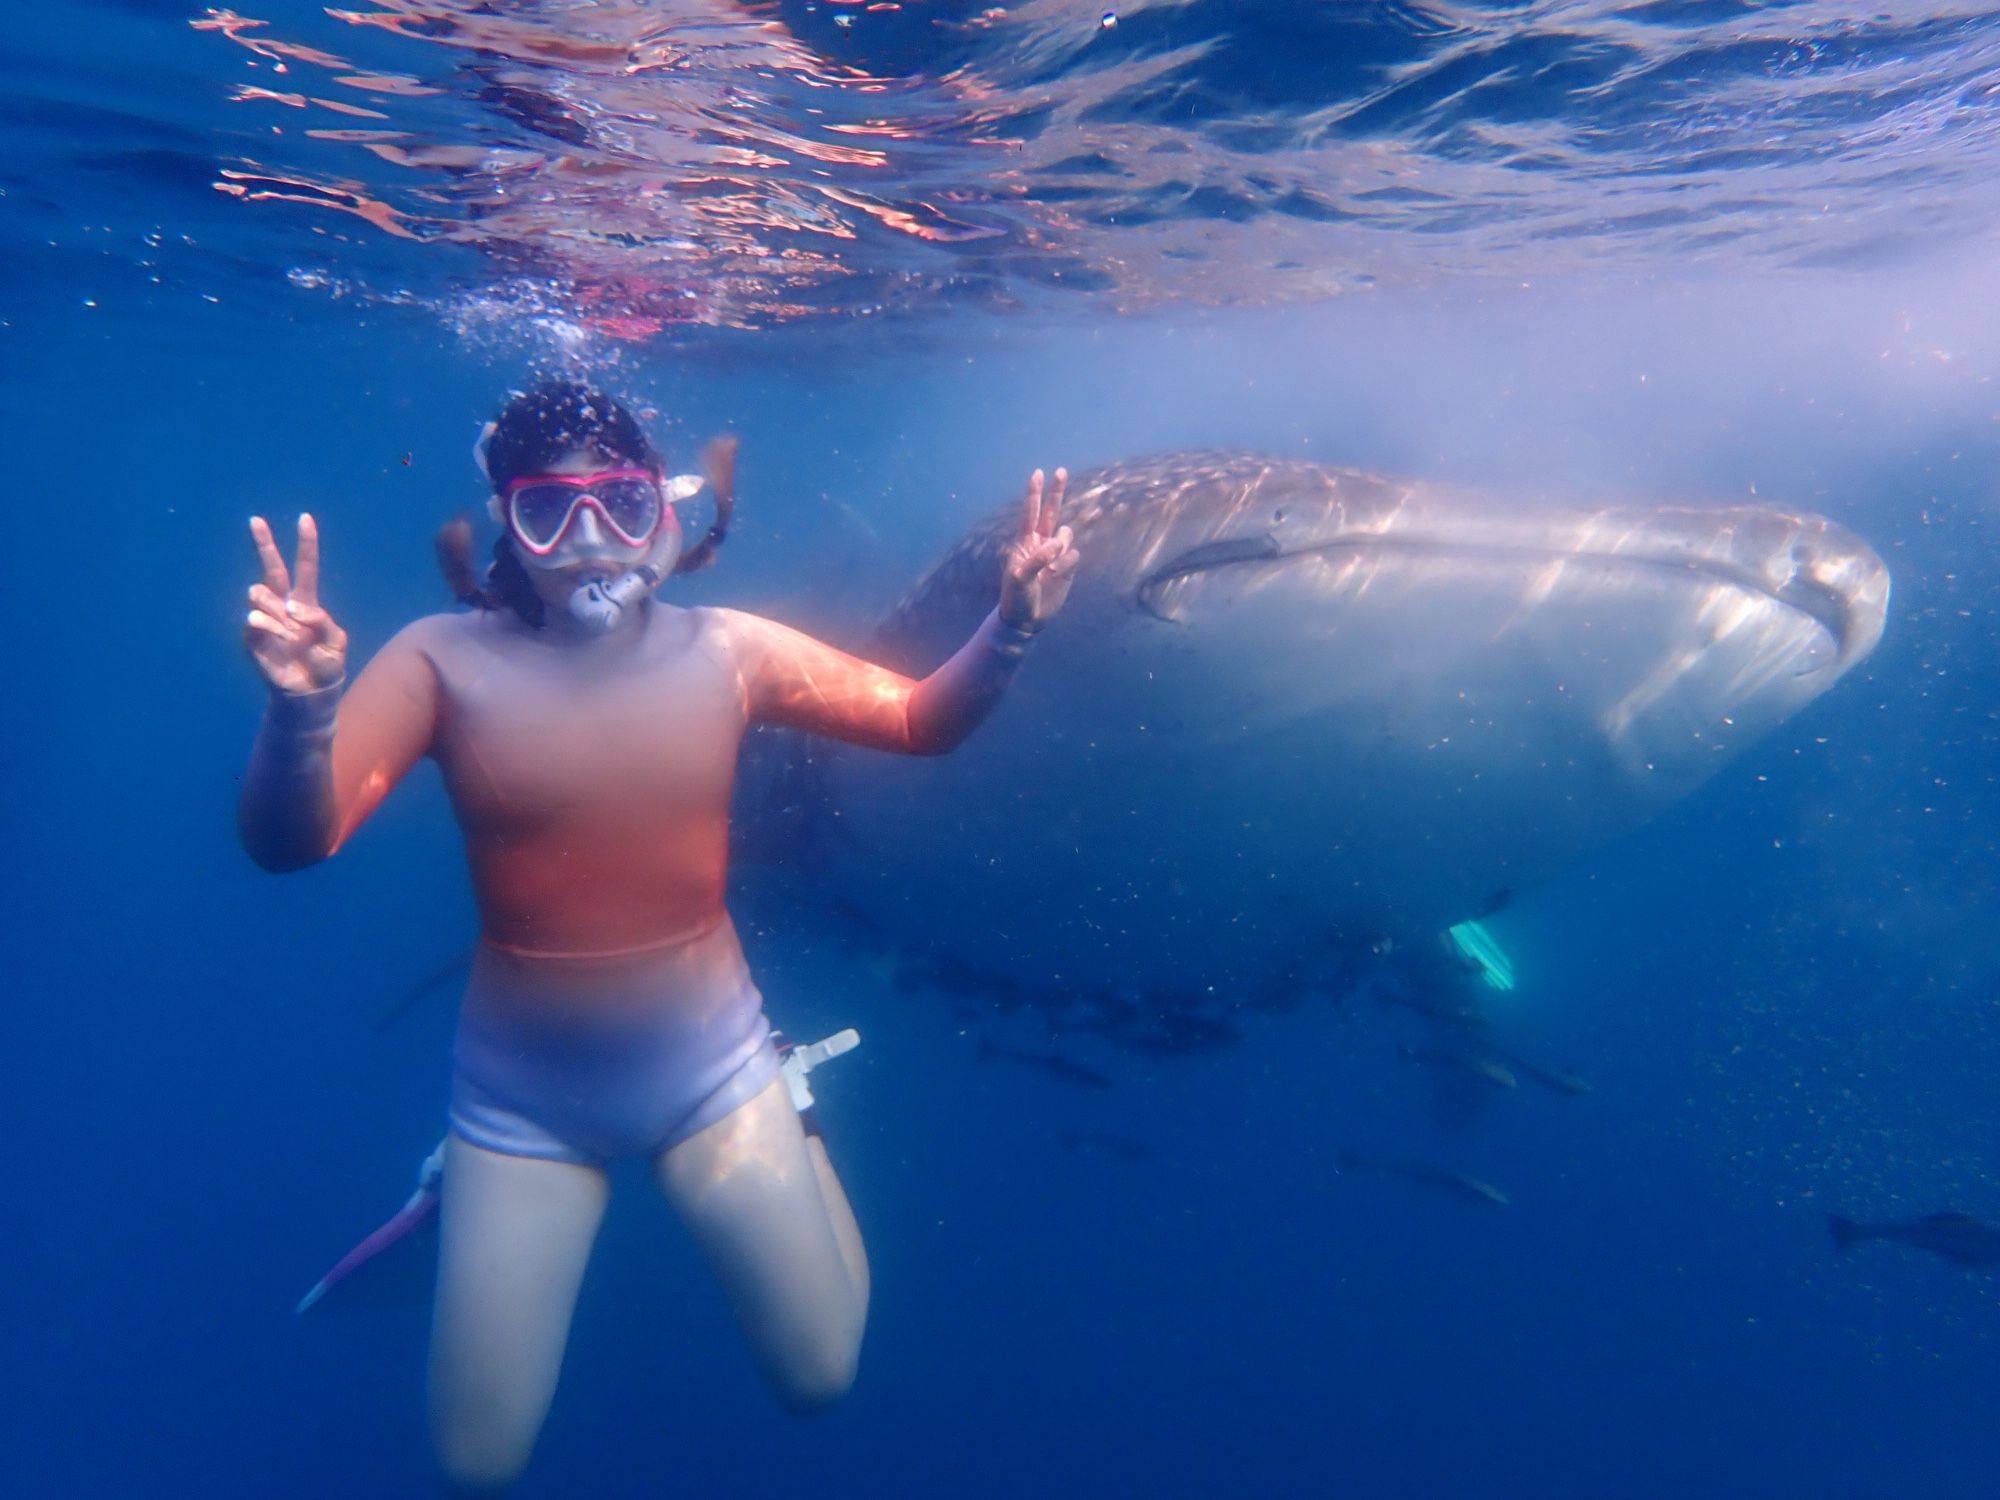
11, 1, 2000, 338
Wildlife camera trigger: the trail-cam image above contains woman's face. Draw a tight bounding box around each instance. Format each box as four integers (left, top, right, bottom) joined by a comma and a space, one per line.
496, 445, 679, 605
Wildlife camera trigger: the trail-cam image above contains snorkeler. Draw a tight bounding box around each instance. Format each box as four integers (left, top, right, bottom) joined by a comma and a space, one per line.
238, 381, 1079, 1494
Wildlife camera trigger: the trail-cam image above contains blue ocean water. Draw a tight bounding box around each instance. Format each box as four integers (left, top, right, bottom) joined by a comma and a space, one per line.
5, 3, 1999, 1496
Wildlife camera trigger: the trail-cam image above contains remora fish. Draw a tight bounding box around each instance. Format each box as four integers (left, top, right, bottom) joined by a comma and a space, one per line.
1398, 1044, 1518, 1092
1337, 1150, 1510, 1207
743, 452, 1889, 1013
1397, 1040, 1517, 1130
373, 952, 470, 1033
1828, 1211, 2000, 1269
976, 1041, 1113, 1089
1491, 1050, 1594, 1098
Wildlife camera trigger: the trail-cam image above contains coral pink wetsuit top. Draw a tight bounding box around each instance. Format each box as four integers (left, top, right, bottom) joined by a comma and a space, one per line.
240, 600, 1033, 1161
242, 601, 1031, 950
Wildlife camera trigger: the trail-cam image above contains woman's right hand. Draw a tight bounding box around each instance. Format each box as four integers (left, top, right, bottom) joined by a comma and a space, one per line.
245, 513, 348, 695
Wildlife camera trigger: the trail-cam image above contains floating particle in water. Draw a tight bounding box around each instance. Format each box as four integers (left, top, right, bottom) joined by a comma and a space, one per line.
834, 13, 853, 27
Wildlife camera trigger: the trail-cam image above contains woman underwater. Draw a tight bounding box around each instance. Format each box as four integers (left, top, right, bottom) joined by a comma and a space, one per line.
238, 381, 1078, 1493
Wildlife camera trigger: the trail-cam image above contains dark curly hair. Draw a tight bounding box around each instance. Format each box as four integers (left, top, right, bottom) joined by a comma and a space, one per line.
467, 382, 661, 627
484, 381, 661, 492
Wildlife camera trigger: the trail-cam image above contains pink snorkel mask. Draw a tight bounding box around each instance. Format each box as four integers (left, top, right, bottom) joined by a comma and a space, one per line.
472, 420, 706, 632
503, 468, 669, 555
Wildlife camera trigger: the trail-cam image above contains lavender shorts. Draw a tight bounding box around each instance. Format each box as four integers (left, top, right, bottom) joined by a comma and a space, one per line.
450, 925, 779, 1165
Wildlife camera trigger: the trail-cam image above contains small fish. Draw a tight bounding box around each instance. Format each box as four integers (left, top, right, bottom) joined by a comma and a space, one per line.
1398, 1040, 1519, 1129
897, 952, 1018, 1002
1337, 1149, 1510, 1207
976, 1041, 1111, 1089
1367, 971, 1486, 1027
375, 951, 471, 1032
400, 451, 412, 467
1514, 1059, 1593, 1096
1058, 1129, 1155, 1162
1828, 1210, 2000, 1269
1487, 1047, 1593, 1097
1094, 1001, 1243, 1058
1398, 1043, 1517, 1091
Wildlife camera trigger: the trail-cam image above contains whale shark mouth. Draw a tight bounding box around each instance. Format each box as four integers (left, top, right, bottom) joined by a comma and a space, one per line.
1134, 532, 1879, 665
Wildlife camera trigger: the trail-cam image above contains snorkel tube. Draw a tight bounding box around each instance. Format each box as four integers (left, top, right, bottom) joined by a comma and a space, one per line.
565, 435, 736, 632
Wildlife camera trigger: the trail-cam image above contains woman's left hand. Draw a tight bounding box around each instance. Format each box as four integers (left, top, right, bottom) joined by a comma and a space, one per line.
998, 467, 1080, 633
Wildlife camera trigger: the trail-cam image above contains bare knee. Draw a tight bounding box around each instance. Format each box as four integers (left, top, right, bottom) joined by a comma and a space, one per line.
435, 1463, 517, 1499
428, 1139, 604, 1495
432, 1438, 528, 1496
761, 1288, 865, 1414
769, 1333, 861, 1414
430, 1392, 540, 1496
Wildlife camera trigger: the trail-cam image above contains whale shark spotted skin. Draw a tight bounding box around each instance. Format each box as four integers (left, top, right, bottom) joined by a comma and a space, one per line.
741, 452, 1889, 1020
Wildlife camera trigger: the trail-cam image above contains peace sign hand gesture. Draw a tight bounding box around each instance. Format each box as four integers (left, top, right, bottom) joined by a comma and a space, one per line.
245, 513, 349, 695
997, 467, 1081, 634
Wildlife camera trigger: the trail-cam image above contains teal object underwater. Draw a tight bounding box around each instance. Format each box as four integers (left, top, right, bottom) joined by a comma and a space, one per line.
1447, 920, 1515, 991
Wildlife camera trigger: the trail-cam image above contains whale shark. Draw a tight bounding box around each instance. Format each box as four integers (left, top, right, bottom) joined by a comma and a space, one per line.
739, 451, 1889, 1040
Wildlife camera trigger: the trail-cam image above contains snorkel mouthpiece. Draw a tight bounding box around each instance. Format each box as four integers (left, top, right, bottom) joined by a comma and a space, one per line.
568, 562, 667, 633
560, 471, 699, 630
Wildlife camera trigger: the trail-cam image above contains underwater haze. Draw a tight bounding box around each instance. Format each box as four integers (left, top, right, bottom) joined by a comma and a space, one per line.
5, 2, 2000, 1496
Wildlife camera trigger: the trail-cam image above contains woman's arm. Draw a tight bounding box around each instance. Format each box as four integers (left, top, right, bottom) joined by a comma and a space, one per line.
237, 514, 440, 870
730, 607, 1035, 756
732, 466, 1079, 755
238, 631, 441, 869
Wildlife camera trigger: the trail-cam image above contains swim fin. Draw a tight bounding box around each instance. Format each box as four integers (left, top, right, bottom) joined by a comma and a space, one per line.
777, 1027, 861, 1114
295, 1140, 446, 1314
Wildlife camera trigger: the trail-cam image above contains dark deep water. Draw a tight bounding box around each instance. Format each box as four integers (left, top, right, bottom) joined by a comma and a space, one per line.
7, 4, 2000, 1496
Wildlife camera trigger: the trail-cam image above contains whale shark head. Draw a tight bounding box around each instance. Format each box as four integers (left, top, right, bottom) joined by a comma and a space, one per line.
880, 451, 1888, 796
776, 452, 1890, 1006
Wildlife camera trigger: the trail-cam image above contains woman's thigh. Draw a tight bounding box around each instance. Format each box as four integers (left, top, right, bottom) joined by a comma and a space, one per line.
653, 1076, 867, 1410
429, 1136, 610, 1490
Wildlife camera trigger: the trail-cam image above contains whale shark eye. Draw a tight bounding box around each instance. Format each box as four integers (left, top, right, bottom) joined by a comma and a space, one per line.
1273, 507, 1287, 523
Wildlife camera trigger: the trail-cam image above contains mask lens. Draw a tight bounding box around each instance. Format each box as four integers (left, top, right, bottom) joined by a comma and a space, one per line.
509, 482, 581, 549
595, 476, 663, 542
